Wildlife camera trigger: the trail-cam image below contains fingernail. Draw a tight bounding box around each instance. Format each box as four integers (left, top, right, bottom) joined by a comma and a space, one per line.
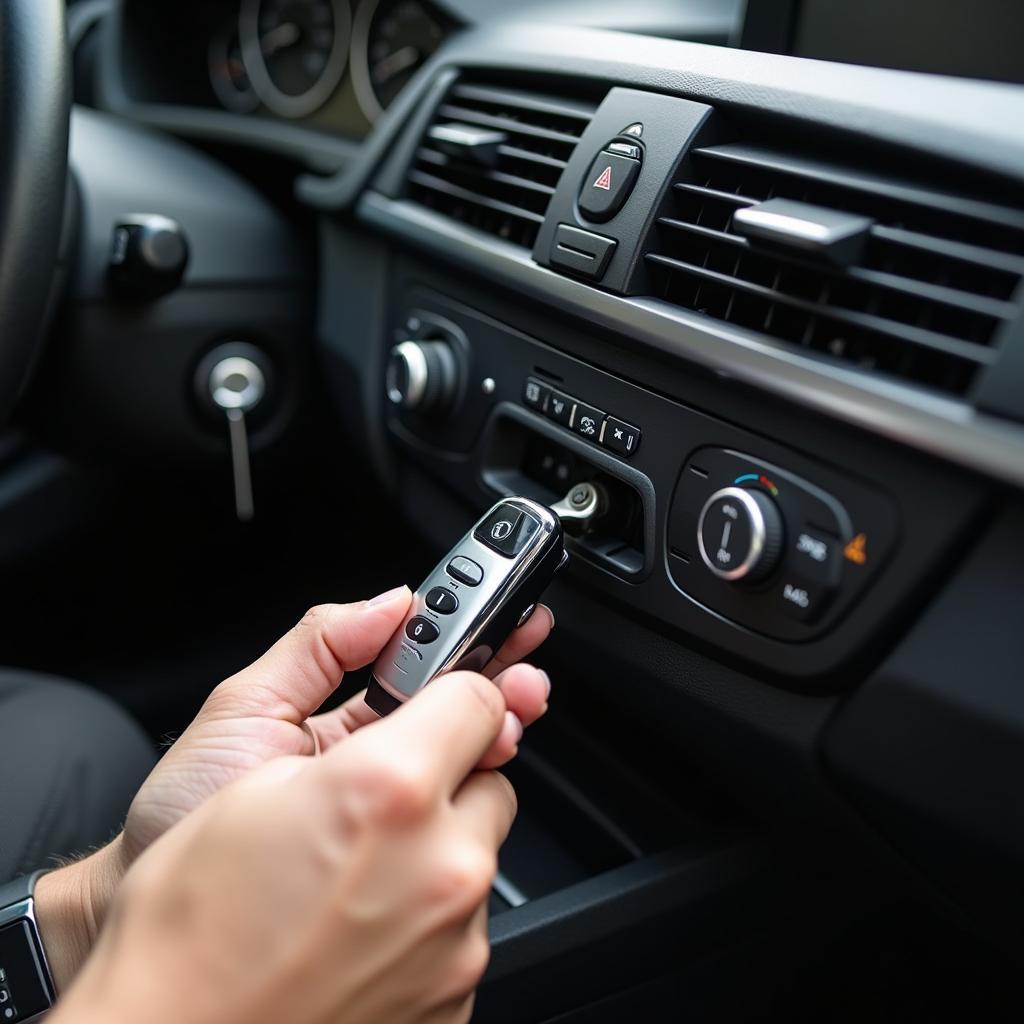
505, 710, 524, 744
367, 585, 408, 607
541, 605, 556, 630
538, 669, 552, 698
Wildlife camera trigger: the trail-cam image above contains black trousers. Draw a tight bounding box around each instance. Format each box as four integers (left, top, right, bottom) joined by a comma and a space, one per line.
0, 671, 155, 882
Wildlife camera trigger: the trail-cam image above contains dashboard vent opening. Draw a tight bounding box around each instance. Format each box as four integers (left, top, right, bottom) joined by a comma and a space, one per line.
408, 82, 595, 249
644, 144, 1024, 398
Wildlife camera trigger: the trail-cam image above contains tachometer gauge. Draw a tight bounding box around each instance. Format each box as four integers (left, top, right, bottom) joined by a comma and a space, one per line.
240, 0, 352, 119
351, 0, 449, 123
208, 20, 259, 114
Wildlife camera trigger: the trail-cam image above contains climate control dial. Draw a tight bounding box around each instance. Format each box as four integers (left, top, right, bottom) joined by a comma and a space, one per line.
697, 486, 783, 582
386, 340, 458, 416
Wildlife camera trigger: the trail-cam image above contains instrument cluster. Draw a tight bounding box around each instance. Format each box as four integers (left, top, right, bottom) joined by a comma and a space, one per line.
206, 0, 453, 128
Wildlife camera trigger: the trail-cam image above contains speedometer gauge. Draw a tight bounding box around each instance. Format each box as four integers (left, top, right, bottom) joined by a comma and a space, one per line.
351, 0, 449, 123
240, 0, 352, 119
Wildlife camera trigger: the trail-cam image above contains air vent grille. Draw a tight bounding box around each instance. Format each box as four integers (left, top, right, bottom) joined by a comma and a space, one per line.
408, 82, 595, 248
644, 145, 1024, 397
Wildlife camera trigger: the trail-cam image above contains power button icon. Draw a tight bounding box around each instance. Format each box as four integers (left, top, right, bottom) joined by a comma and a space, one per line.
490, 520, 513, 541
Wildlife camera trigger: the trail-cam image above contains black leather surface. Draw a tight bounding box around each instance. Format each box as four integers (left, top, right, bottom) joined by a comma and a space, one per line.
0, 0, 71, 423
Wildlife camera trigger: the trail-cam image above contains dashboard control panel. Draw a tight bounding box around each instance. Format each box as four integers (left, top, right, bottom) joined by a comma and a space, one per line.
523, 376, 641, 458
374, 282, 985, 680
668, 448, 894, 641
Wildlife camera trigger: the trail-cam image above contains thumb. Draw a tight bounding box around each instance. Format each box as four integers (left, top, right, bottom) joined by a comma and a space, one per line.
209, 586, 412, 723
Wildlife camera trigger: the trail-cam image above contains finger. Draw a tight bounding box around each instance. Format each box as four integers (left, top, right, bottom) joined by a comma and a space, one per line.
494, 662, 550, 729
452, 770, 518, 849
341, 671, 509, 796
473, 710, 525, 772
208, 587, 412, 723
306, 688, 381, 750
484, 604, 554, 680
312, 659, 550, 758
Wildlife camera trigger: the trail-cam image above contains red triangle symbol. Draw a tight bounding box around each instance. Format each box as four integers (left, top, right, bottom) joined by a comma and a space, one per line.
593, 165, 612, 190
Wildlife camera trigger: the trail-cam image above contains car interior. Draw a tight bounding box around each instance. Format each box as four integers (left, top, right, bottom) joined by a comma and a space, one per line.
2, 0, 1023, 1019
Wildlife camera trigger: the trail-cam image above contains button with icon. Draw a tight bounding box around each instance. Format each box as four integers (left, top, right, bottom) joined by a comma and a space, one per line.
475, 505, 540, 557
544, 391, 575, 427
425, 586, 459, 614
405, 616, 440, 644
571, 401, 605, 441
523, 377, 550, 412
601, 416, 641, 458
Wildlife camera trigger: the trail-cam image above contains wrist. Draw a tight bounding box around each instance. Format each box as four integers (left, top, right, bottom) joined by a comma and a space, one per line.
34, 834, 131, 992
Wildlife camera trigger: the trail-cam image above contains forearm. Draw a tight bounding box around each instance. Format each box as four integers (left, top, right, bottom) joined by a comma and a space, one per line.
33, 834, 131, 992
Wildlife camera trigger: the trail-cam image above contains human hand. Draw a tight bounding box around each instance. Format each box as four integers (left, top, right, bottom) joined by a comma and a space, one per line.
35, 585, 553, 988
53, 670, 535, 1024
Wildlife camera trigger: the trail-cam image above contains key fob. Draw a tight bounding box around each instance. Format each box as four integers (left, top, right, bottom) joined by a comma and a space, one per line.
366, 497, 565, 716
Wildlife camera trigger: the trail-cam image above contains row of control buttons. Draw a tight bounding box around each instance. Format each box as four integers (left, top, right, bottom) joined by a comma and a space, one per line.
403, 555, 483, 651
523, 377, 641, 459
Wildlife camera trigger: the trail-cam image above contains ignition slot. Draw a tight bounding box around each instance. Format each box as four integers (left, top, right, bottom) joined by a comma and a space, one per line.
483, 423, 646, 577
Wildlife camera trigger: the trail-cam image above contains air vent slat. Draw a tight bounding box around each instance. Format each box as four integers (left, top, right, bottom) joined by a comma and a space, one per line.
644, 143, 1024, 398
414, 148, 557, 199
645, 253, 998, 367
437, 104, 583, 147
656, 217, 1019, 322
871, 225, 1024, 278
450, 84, 594, 124
497, 144, 569, 171
408, 170, 545, 225
408, 79, 596, 249
673, 182, 759, 207
695, 144, 1024, 244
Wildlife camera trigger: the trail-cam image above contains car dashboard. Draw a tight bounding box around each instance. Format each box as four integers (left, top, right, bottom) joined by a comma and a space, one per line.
39, 0, 1024, 1017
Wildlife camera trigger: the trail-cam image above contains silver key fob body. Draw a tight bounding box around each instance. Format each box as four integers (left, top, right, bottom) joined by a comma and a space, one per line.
366, 497, 564, 716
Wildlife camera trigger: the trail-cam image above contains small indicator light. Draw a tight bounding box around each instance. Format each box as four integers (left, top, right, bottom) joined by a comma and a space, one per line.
844, 533, 868, 565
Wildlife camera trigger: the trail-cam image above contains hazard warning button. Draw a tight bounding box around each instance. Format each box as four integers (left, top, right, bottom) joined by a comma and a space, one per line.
578, 146, 641, 222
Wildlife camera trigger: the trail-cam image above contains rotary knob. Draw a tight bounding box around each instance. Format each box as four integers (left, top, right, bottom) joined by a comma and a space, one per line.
385, 340, 459, 416
697, 486, 784, 582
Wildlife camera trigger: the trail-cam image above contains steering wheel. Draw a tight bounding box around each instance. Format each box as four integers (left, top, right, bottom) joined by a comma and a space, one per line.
0, 0, 71, 423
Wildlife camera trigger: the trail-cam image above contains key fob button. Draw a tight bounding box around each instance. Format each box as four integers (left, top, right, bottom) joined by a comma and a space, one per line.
475, 506, 540, 557
447, 556, 484, 586
425, 587, 459, 614
406, 617, 440, 644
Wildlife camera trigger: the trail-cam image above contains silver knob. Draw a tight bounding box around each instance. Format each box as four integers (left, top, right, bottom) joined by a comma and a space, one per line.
697, 486, 783, 582
385, 340, 458, 414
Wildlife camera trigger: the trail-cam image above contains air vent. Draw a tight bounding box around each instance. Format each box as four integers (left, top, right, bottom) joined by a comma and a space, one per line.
408, 82, 595, 248
644, 144, 1024, 398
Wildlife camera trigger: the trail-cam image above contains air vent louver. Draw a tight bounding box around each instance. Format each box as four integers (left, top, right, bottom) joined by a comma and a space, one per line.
408, 82, 595, 248
644, 145, 1024, 398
